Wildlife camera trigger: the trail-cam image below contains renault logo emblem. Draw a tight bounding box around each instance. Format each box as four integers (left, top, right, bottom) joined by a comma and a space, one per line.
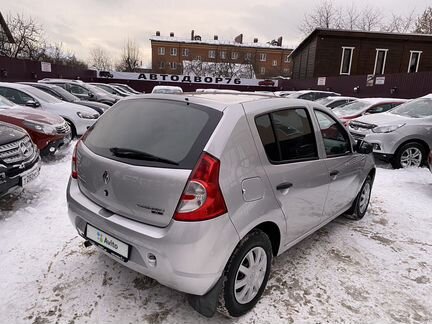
19, 142, 29, 156
102, 171, 110, 184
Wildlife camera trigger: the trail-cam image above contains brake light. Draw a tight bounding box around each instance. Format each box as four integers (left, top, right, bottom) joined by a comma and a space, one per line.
71, 141, 80, 179
174, 153, 227, 221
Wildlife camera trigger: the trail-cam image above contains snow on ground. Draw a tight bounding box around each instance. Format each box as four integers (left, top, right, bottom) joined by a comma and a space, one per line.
0, 146, 431, 324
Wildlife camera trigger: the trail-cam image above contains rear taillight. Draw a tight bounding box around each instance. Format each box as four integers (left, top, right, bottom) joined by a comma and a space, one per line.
174, 153, 227, 222
71, 141, 80, 179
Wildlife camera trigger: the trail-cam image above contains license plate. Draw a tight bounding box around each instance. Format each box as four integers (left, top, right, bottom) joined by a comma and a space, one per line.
21, 164, 40, 187
86, 224, 130, 261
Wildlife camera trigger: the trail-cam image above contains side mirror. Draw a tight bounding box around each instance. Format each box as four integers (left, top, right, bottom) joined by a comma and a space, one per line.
88, 92, 94, 98
355, 140, 373, 154
25, 99, 40, 108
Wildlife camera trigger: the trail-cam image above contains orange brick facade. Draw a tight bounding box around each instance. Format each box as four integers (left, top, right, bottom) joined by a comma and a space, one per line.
150, 34, 293, 79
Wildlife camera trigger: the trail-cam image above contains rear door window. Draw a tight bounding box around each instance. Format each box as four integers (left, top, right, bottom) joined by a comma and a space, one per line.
0, 87, 33, 105
83, 99, 222, 169
255, 108, 318, 163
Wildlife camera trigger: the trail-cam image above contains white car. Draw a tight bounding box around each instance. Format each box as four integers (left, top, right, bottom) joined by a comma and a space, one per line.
285, 90, 341, 101
316, 96, 358, 109
151, 85, 183, 94
0, 83, 99, 137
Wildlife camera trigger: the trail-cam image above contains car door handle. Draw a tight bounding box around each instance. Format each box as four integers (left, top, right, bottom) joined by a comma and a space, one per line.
329, 170, 340, 177
276, 182, 293, 191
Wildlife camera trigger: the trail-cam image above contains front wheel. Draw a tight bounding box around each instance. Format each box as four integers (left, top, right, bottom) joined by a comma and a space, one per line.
345, 176, 373, 221
217, 229, 272, 317
392, 142, 426, 169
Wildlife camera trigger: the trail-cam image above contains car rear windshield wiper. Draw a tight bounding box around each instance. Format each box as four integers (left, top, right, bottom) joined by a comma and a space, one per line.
109, 147, 179, 165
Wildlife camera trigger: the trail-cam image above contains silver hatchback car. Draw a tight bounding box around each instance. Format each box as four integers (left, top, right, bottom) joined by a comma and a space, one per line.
67, 93, 375, 317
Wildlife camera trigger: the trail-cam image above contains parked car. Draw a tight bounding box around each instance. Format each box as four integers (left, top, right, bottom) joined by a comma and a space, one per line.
0, 95, 71, 156
151, 85, 183, 94
333, 98, 407, 125
89, 83, 130, 97
0, 121, 40, 197
67, 93, 375, 318
316, 96, 358, 109
112, 83, 141, 94
285, 90, 341, 101
428, 150, 432, 173
39, 79, 120, 106
275, 91, 297, 97
21, 82, 109, 115
0, 83, 99, 137
348, 95, 432, 168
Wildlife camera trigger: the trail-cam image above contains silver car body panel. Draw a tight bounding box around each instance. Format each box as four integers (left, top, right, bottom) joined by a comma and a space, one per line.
67, 94, 375, 296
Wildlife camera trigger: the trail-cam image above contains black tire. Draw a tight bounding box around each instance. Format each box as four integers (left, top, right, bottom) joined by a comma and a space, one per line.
345, 176, 373, 221
65, 120, 76, 139
217, 229, 272, 317
392, 142, 426, 169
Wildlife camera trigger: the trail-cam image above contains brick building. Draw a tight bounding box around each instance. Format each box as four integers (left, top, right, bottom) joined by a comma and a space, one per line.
150, 31, 293, 78
290, 28, 432, 79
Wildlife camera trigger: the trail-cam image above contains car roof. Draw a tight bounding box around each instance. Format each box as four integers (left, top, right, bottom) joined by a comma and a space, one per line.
0, 82, 36, 91
357, 97, 407, 104
323, 96, 357, 101
123, 92, 283, 111
296, 90, 340, 94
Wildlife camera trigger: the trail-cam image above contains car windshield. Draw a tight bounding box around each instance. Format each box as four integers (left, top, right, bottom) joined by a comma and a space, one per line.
153, 88, 182, 94
51, 85, 80, 102
87, 84, 111, 95
333, 101, 370, 117
390, 98, 432, 118
0, 95, 16, 108
25, 86, 62, 103
316, 98, 333, 105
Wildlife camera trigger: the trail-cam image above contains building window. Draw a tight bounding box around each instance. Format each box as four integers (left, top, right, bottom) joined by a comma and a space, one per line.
284, 55, 291, 63
195, 55, 202, 61
220, 51, 226, 59
408, 51, 422, 73
231, 52, 239, 60
159, 61, 165, 69
272, 60, 278, 67
170, 48, 178, 56
158, 47, 165, 55
340, 47, 354, 75
259, 53, 267, 62
260, 67, 266, 75
373, 49, 388, 75
169, 62, 177, 70
245, 52, 252, 61
208, 50, 216, 59
182, 48, 189, 57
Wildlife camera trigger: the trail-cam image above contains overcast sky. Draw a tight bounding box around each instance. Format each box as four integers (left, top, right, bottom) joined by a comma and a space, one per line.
2, 0, 430, 67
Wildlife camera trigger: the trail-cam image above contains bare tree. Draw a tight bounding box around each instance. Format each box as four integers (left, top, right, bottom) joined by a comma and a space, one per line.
0, 13, 45, 59
116, 39, 141, 72
414, 7, 432, 34
90, 47, 112, 70
383, 11, 416, 33
357, 6, 383, 31
300, 0, 342, 34
343, 4, 361, 30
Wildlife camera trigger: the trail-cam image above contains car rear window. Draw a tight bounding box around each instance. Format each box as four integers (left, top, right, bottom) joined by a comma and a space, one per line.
83, 98, 222, 169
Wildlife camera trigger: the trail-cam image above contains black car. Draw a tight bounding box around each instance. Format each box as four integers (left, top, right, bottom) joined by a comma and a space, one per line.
38, 79, 120, 106
0, 122, 40, 197
20, 82, 110, 115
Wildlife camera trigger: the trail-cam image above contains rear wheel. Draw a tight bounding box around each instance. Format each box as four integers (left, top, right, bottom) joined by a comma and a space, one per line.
217, 230, 272, 317
392, 142, 426, 169
345, 176, 373, 221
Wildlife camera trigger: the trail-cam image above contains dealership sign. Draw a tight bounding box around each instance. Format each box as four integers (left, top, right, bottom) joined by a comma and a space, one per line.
97, 71, 278, 87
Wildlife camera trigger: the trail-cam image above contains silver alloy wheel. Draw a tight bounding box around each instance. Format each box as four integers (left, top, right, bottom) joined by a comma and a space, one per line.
359, 182, 371, 214
234, 247, 267, 305
400, 147, 422, 168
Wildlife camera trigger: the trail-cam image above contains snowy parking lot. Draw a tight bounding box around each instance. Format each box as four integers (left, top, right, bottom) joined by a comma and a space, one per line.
1, 144, 431, 324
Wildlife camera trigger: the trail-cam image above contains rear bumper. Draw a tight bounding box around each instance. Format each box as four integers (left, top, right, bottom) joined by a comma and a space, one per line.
66, 178, 240, 296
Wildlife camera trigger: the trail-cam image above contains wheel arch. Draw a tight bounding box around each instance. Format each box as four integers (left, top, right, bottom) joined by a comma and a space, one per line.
395, 139, 430, 157
253, 221, 281, 256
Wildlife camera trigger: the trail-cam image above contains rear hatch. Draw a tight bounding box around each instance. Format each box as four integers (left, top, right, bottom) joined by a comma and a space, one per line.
77, 98, 222, 227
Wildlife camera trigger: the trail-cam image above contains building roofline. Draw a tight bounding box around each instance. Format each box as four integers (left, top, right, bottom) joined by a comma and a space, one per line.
290, 28, 432, 57
150, 36, 293, 51
0, 12, 14, 44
